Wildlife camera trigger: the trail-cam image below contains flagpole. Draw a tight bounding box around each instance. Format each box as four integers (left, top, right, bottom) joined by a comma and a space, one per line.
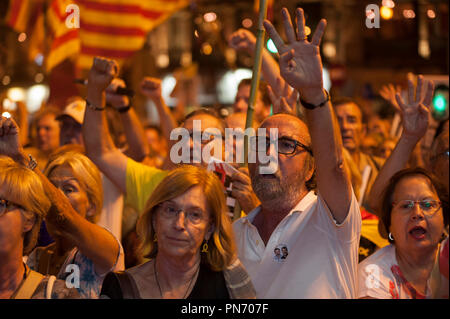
233, 0, 268, 221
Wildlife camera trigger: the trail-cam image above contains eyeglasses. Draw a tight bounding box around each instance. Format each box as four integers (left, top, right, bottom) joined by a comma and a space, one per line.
250, 136, 313, 156
158, 202, 207, 225
0, 198, 23, 217
392, 200, 442, 216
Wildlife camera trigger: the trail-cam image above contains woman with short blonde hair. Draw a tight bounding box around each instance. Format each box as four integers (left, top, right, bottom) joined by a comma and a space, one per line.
44, 149, 103, 223
0, 156, 78, 299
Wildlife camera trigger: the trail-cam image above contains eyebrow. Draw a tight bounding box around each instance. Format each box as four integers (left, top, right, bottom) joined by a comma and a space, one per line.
165, 200, 205, 210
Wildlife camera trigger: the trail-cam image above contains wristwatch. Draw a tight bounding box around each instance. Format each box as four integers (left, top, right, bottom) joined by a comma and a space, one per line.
300, 89, 330, 110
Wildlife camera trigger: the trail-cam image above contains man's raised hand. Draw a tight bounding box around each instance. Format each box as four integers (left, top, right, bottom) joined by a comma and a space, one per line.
395, 75, 435, 142
140, 77, 162, 101
263, 8, 326, 99
228, 29, 257, 55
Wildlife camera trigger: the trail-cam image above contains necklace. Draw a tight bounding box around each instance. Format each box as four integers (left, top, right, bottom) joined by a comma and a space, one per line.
153, 259, 199, 299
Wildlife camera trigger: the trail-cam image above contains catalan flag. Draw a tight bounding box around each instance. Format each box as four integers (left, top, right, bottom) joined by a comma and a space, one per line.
6, 0, 190, 72
46, 0, 80, 71
6, 0, 80, 72
76, 0, 190, 69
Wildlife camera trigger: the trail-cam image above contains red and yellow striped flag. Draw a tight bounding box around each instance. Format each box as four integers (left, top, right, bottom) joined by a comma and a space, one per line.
6, 0, 80, 72
46, 0, 80, 71
6, 0, 189, 72
76, 0, 190, 70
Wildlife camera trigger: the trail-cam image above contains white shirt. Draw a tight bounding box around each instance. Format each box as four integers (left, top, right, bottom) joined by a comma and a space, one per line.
233, 190, 361, 299
358, 244, 434, 299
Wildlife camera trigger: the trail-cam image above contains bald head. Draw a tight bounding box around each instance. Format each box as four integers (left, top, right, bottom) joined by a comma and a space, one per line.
260, 114, 311, 147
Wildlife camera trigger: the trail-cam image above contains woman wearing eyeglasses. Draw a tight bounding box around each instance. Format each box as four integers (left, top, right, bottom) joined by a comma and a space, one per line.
358, 167, 448, 299
100, 165, 255, 299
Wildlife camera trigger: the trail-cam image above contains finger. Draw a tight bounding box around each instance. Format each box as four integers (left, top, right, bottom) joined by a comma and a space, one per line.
288, 89, 298, 106
231, 172, 249, 185
263, 20, 285, 52
282, 79, 290, 97
423, 80, 435, 108
267, 85, 278, 106
311, 19, 327, 46
395, 93, 406, 111
407, 79, 414, 105
281, 8, 297, 43
295, 8, 306, 41
238, 166, 250, 175
280, 97, 292, 113
280, 49, 295, 67
418, 103, 430, 117
108, 60, 119, 77
415, 75, 424, 103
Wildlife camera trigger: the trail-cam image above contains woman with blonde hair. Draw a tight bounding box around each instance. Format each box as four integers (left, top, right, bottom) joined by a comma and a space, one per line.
101, 165, 255, 299
0, 156, 78, 299
0, 115, 124, 299
25, 147, 125, 299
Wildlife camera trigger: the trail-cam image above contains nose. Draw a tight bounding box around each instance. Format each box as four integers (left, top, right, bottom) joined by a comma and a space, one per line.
173, 211, 186, 229
411, 203, 425, 220
234, 99, 247, 113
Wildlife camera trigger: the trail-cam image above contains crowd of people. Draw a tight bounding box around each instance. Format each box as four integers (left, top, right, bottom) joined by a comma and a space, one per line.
0, 7, 448, 299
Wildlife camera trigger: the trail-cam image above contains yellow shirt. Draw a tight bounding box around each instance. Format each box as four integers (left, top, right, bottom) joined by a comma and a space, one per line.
125, 158, 168, 214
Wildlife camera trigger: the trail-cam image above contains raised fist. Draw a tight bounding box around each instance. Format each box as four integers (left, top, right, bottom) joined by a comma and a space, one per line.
0, 115, 22, 159
228, 29, 256, 54
140, 77, 162, 101
87, 57, 119, 92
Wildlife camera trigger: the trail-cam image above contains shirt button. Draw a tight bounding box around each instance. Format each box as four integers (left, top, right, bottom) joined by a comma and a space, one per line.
256, 240, 259, 245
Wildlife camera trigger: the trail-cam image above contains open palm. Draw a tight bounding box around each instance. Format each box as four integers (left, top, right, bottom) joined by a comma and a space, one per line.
396, 75, 434, 141
263, 8, 326, 92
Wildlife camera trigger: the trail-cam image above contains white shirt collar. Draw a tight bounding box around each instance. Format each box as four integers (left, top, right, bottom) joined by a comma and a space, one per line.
238, 190, 317, 225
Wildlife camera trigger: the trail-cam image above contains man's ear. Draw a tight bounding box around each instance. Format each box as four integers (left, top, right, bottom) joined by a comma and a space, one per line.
21, 211, 36, 233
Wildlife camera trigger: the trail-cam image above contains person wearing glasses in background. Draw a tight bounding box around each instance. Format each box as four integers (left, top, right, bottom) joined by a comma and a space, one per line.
232, 8, 361, 298
100, 165, 255, 299
361, 76, 448, 299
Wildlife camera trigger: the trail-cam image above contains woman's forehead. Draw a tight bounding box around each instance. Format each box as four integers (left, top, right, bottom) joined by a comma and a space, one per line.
393, 175, 436, 197
48, 164, 78, 181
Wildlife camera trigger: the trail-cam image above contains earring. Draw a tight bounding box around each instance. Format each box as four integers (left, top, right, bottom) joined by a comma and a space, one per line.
153, 234, 158, 242
388, 233, 394, 241
201, 241, 208, 253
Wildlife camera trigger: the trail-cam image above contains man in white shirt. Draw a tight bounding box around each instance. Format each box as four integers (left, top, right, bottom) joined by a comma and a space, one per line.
233, 7, 361, 298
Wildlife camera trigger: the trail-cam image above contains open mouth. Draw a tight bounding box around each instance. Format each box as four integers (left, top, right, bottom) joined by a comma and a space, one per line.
409, 226, 427, 240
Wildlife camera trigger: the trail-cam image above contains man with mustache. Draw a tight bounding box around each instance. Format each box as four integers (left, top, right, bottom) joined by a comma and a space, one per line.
232, 8, 361, 298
